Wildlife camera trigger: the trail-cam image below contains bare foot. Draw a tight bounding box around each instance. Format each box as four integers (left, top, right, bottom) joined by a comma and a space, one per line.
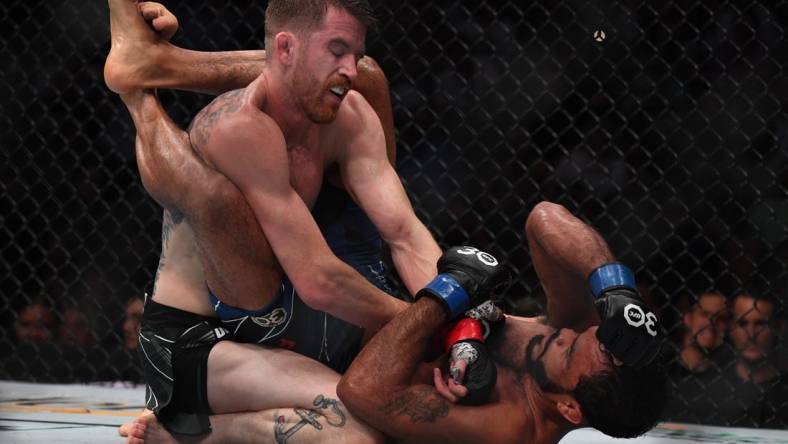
139, 2, 178, 40
104, 0, 173, 93
124, 410, 178, 444
119, 409, 153, 438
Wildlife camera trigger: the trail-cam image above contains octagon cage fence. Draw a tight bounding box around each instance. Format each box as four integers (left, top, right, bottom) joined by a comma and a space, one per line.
1, 0, 786, 430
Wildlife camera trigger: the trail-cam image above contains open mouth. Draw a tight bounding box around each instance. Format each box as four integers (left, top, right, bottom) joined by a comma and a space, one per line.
329, 85, 348, 98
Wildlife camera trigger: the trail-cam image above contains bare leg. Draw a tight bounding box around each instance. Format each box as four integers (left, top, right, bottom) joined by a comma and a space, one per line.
120, 344, 384, 444
125, 407, 382, 444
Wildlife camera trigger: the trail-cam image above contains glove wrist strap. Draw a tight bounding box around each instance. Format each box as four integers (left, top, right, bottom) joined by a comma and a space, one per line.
444, 318, 484, 351
422, 274, 469, 319
589, 263, 636, 298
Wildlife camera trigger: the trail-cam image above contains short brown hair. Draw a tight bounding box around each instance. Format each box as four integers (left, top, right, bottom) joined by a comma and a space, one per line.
264, 0, 376, 47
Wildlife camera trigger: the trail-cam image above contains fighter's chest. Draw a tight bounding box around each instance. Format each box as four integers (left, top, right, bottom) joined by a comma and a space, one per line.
287, 144, 328, 208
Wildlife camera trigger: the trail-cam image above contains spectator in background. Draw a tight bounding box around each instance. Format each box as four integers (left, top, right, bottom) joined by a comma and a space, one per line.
679, 291, 731, 372
15, 301, 55, 343
122, 296, 143, 350
716, 291, 787, 428
666, 291, 733, 424
729, 292, 783, 383
57, 305, 95, 347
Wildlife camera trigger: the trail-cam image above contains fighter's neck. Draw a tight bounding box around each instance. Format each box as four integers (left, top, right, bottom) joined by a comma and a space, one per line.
495, 349, 575, 444
256, 70, 316, 146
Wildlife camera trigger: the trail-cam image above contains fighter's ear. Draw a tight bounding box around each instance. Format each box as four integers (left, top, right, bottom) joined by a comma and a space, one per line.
274, 32, 297, 65
555, 396, 584, 426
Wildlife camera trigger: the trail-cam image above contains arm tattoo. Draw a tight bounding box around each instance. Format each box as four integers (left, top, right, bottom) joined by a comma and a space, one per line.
188, 88, 246, 150
273, 394, 347, 443
379, 385, 449, 423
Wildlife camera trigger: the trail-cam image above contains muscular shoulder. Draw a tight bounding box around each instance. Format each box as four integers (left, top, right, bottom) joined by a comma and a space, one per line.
189, 87, 281, 165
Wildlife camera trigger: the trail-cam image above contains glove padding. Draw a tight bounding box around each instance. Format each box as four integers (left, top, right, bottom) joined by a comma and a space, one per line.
592, 263, 662, 368
450, 339, 497, 405
418, 246, 509, 319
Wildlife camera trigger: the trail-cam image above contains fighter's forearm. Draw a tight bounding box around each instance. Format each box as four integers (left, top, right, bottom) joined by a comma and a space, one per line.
389, 224, 441, 296
525, 201, 612, 328
315, 262, 409, 332
338, 297, 447, 420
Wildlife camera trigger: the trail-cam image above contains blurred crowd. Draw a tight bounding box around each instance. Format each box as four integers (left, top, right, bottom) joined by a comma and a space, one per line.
1, 0, 786, 431
10, 296, 144, 386
666, 289, 787, 427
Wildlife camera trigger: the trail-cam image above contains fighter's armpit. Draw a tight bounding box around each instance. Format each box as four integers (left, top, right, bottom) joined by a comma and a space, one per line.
188, 88, 246, 153
379, 385, 450, 423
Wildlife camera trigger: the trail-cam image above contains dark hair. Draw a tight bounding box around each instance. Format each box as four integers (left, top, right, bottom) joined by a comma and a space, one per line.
264, 0, 376, 45
732, 288, 782, 320
572, 358, 668, 438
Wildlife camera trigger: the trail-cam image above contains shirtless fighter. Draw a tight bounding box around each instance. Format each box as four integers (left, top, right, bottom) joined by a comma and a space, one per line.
105, 0, 447, 441
338, 202, 668, 443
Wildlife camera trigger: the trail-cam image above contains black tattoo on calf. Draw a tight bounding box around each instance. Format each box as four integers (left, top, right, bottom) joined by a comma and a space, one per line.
273, 394, 348, 443
379, 385, 449, 423
189, 88, 245, 150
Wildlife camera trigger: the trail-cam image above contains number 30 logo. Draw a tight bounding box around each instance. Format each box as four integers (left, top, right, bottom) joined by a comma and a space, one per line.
456, 246, 498, 266
624, 303, 658, 337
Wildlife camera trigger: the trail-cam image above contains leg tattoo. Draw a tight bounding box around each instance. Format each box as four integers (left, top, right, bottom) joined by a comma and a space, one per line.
273, 395, 347, 443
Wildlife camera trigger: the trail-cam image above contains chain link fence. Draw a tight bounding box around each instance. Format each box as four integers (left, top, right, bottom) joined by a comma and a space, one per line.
1, 0, 786, 429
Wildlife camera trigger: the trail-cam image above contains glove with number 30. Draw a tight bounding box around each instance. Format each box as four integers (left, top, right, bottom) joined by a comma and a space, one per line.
590, 263, 662, 368
417, 246, 508, 320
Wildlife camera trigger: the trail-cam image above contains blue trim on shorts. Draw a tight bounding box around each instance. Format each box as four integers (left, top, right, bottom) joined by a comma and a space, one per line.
207, 286, 279, 320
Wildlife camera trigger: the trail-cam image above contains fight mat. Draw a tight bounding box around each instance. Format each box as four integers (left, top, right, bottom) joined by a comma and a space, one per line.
1, 380, 786, 443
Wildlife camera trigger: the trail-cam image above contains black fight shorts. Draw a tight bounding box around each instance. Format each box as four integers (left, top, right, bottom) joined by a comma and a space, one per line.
138, 298, 228, 436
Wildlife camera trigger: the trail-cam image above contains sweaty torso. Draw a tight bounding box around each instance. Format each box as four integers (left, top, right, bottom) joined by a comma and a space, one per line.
150, 76, 352, 315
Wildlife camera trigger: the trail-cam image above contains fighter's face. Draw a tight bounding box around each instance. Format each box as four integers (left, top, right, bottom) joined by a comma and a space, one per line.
684, 293, 729, 349
730, 295, 776, 363
291, 6, 365, 123
525, 326, 612, 393
15, 304, 54, 343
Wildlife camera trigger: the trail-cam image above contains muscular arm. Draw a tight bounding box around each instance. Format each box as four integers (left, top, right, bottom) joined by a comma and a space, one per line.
191, 91, 405, 331
337, 297, 516, 443
337, 93, 441, 295
524, 201, 611, 330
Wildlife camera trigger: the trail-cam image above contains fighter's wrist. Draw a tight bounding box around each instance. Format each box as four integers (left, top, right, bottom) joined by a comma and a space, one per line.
444, 318, 484, 351
417, 274, 470, 319
588, 262, 636, 298
415, 293, 454, 323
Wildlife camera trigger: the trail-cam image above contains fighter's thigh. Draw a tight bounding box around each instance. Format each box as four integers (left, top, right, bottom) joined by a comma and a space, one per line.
207, 341, 343, 414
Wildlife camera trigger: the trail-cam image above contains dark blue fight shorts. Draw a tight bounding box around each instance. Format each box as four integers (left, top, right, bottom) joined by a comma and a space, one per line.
209, 182, 398, 374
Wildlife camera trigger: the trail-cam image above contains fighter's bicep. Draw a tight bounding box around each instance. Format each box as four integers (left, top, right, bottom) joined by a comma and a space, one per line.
339, 102, 415, 240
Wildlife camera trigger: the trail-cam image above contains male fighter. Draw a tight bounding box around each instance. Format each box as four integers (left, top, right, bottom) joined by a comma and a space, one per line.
105, 0, 446, 441
338, 201, 667, 443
